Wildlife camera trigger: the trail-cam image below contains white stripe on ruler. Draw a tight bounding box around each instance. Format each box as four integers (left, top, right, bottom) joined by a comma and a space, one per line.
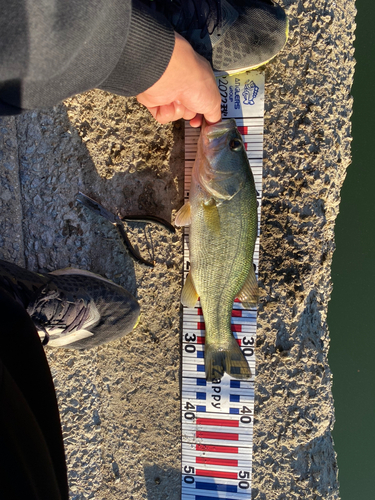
181, 70, 264, 500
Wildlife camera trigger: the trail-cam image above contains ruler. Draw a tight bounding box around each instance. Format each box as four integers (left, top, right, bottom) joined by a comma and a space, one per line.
181, 71, 265, 500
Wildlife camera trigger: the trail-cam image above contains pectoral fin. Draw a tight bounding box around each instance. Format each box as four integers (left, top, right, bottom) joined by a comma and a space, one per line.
175, 202, 192, 227
203, 199, 221, 236
236, 265, 259, 308
181, 272, 199, 308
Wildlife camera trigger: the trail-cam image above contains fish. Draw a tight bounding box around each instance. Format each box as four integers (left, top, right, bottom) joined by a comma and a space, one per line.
175, 118, 259, 381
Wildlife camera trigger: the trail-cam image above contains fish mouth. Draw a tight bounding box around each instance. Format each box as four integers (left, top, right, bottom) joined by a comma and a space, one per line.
202, 118, 237, 141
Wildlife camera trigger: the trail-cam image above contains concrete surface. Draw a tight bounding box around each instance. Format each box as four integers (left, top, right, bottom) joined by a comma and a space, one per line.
0, 0, 356, 498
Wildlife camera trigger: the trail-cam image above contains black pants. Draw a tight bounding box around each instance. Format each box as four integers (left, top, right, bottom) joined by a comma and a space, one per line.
0, 289, 69, 500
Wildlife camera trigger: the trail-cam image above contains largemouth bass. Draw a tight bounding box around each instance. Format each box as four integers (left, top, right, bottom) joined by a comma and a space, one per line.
175, 119, 259, 381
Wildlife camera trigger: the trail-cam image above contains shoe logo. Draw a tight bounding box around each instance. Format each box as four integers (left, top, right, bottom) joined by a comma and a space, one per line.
242, 80, 259, 106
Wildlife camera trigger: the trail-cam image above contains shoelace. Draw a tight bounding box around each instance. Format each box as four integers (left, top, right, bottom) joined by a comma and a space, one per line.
28, 289, 92, 341
148, 0, 223, 38
0, 274, 92, 344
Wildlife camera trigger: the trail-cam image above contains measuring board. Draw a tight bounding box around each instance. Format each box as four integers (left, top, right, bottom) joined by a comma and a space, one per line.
181, 71, 265, 500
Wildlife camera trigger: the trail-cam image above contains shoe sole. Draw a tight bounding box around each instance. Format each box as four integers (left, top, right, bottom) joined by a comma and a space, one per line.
213, 18, 289, 77
49, 267, 126, 289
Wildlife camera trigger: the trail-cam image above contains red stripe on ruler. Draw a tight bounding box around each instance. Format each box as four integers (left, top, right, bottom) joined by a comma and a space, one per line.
196, 444, 239, 453
196, 322, 242, 334
232, 324, 242, 332
196, 418, 239, 427
196, 469, 237, 479
196, 456, 238, 467
231, 309, 243, 317
196, 431, 239, 441
237, 126, 248, 134
197, 307, 242, 318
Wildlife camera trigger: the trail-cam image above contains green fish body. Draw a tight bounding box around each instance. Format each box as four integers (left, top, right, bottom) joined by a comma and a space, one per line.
176, 119, 259, 381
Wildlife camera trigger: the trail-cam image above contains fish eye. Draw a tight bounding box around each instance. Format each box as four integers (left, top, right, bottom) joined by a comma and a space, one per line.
229, 138, 243, 151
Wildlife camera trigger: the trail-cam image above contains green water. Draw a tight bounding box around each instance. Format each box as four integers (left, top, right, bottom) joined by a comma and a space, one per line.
328, 1, 375, 498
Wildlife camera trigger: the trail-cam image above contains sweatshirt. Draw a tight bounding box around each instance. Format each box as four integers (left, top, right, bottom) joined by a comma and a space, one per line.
0, 0, 175, 115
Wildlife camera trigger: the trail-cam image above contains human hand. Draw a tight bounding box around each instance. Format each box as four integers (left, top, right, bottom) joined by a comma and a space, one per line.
137, 33, 221, 128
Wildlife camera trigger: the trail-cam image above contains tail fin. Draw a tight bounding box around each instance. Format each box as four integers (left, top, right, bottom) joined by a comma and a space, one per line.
205, 336, 252, 381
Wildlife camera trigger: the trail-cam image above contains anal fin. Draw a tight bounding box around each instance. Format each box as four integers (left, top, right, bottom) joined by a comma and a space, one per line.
236, 264, 259, 308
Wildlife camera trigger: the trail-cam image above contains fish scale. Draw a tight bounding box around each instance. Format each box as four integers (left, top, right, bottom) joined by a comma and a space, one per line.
181, 71, 264, 499
195, 200, 250, 345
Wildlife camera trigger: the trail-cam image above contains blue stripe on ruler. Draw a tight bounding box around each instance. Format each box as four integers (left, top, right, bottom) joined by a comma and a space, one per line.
230, 395, 240, 403
192, 407, 244, 414
196, 482, 237, 493
196, 393, 206, 400
194, 496, 240, 500
197, 379, 207, 386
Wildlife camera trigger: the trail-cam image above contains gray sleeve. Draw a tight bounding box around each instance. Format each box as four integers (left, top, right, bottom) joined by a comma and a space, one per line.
0, 0, 175, 114
99, 0, 175, 97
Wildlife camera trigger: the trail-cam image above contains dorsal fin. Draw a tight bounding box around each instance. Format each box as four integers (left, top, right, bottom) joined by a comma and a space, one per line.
181, 272, 199, 308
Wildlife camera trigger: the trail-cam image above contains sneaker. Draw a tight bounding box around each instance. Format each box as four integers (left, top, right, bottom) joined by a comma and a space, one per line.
145, 0, 288, 75
0, 259, 140, 349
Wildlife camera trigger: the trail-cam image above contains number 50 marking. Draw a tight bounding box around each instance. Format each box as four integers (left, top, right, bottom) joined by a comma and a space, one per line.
238, 471, 250, 489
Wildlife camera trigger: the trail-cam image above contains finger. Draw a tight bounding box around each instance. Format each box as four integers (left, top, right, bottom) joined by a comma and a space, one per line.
136, 91, 169, 109
182, 108, 197, 122
136, 93, 153, 107
202, 100, 222, 126
189, 114, 203, 128
146, 103, 183, 124
156, 101, 190, 124
174, 101, 197, 122
147, 102, 202, 126
205, 114, 221, 126
146, 106, 159, 120
186, 90, 221, 126
172, 101, 188, 119
155, 103, 177, 124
